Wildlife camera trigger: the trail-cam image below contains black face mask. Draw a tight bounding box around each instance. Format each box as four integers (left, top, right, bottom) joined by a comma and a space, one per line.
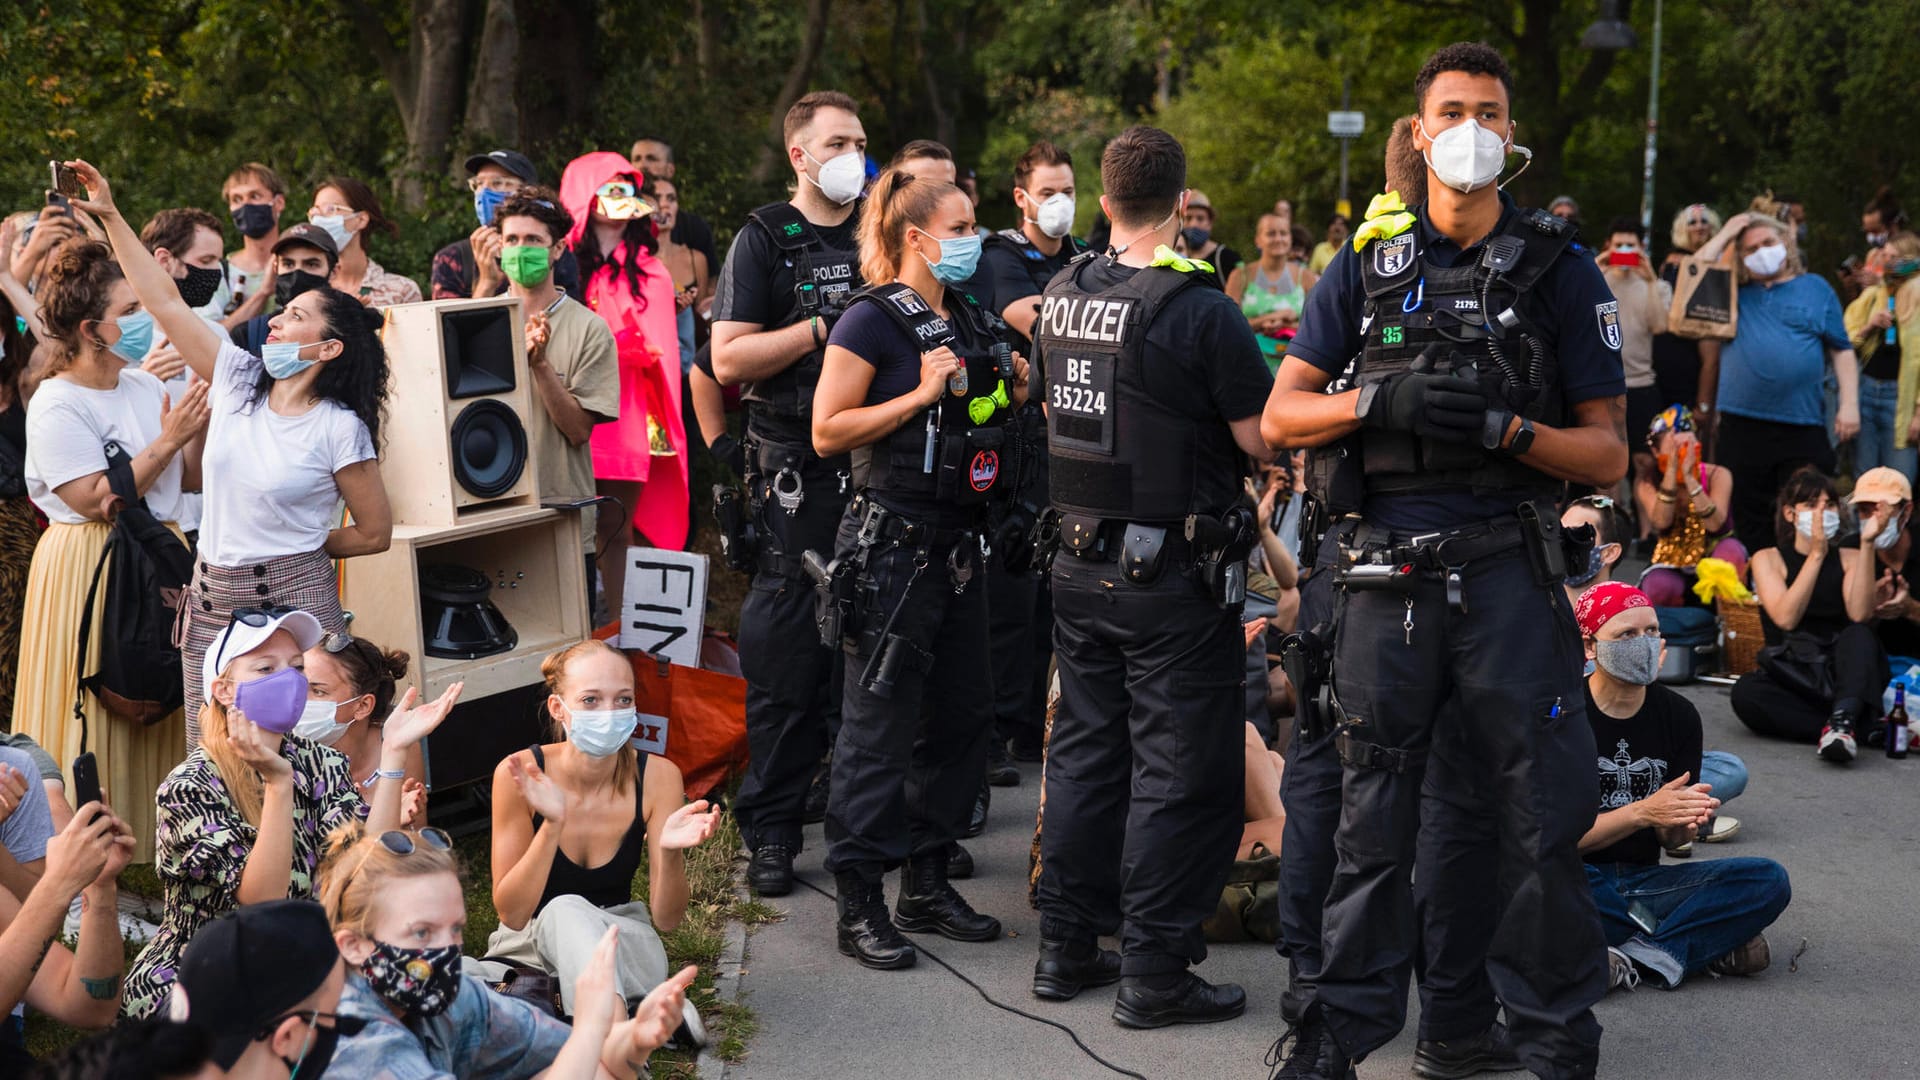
275, 269, 330, 308
232, 202, 278, 239
178, 262, 225, 309
280, 1017, 341, 1079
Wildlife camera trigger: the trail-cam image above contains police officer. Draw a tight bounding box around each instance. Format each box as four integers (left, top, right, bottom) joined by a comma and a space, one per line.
1273, 128, 1519, 1080
711, 90, 866, 898
978, 140, 1089, 770
809, 167, 1027, 968
1261, 43, 1624, 1078
1032, 125, 1274, 1027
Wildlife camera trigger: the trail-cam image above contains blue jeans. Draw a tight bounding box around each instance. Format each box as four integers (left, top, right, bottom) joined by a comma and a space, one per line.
1586, 857, 1791, 988
1855, 375, 1919, 480
1699, 750, 1747, 803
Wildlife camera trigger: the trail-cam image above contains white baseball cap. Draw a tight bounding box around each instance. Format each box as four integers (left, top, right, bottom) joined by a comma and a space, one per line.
202, 608, 325, 701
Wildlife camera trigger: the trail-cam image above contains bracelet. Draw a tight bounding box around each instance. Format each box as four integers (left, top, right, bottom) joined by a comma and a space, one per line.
810, 315, 824, 347
1657, 491, 1677, 503
374, 768, 406, 782
1697, 501, 1717, 516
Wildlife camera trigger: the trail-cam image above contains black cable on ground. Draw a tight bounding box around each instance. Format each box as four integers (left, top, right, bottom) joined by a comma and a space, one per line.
792, 876, 1148, 1080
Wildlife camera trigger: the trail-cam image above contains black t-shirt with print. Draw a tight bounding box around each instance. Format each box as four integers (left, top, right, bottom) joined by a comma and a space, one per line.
1583, 680, 1704, 867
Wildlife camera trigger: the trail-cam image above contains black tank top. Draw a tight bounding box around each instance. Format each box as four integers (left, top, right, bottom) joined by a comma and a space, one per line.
528, 744, 647, 914
1775, 545, 1850, 643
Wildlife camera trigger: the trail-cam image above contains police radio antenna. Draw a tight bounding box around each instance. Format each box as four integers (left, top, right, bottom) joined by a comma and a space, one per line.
1498, 144, 1535, 191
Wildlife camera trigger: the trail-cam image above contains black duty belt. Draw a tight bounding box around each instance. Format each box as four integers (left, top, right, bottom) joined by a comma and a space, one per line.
850, 496, 974, 554
1351, 519, 1526, 572
1057, 514, 1195, 564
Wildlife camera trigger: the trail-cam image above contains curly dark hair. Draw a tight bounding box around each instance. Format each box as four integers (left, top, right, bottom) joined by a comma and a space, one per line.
245, 287, 390, 447
322, 634, 411, 719
1773, 466, 1840, 553
494, 185, 574, 246
36, 239, 125, 367
1415, 42, 1513, 111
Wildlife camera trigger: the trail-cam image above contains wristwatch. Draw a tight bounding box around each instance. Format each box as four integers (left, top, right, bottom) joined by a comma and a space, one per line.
1502, 416, 1537, 456
1695, 401, 1713, 415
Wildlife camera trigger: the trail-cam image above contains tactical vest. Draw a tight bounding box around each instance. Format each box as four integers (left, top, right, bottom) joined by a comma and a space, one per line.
739, 201, 862, 422
1037, 258, 1217, 522
983, 229, 1085, 297
848, 282, 1016, 508
1353, 207, 1575, 497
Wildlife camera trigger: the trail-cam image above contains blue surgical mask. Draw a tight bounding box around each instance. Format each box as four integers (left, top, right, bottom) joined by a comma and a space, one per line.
475, 186, 510, 228
921, 233, 982, 285
566, 705, 639, 758
260, 338, 336, 380
105, 310, 155, 362
1795, 508, 1841, 540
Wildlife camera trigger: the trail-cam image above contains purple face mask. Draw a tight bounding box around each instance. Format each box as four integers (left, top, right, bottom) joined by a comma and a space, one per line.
232, 666, 311, 734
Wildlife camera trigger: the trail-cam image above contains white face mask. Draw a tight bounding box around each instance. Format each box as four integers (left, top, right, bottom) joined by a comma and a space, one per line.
1419, 119, 1514, 194
1027, 191, 1075, 239
1876, 520, 1904, 549
802, 148, 864, 206
1744, 244, 1788, 278
1795, 508, 1841, 540
292, 698, 355, 747
310, 215, 357, 253
566, 705, 640, 758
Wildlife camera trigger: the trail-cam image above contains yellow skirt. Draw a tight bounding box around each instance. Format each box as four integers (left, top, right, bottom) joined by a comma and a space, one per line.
12, 520, 187, 863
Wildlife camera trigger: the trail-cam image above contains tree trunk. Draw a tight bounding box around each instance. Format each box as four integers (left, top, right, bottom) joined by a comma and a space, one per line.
396, 0, 470, 211
695, 0, 724, 85
751, 0, 834, 184
913, 0, 954, 150
463, 0, 521, 155
515, 0, 602, 168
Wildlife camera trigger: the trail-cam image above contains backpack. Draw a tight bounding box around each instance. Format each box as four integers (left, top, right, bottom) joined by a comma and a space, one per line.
73, 441, 194, 744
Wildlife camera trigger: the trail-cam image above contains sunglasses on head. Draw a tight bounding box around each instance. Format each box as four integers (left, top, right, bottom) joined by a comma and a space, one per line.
346, 827, 453, 885
1573, 494, 1615, 510
211, 605, 300, 681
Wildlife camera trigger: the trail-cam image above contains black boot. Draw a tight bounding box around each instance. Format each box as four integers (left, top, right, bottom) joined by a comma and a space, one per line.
747, 842, 794, 897
802, 761, 831, 824
945, 841, 974, 879
1413, 1022, 1522, 1079
894, 852, 1002, 942
1111, 971, 1246, 1029
1032, 937, 1121, 1001
985, 736, 1021, 787
965, 782, 990, 838
835, 871, 916, 970
1264, 1002, 1356, 1079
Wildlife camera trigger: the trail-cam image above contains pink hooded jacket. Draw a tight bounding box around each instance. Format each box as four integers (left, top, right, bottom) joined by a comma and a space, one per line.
559, 151, 689, 550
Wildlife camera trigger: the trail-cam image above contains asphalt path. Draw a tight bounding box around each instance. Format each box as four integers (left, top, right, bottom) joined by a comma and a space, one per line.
732, 683, 1919, 1079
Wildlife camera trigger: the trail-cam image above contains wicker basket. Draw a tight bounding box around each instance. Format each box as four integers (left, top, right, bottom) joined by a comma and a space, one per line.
1718, 598, 1765, 676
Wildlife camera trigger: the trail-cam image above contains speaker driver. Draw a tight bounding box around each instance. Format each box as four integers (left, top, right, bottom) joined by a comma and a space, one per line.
449, 399, 527, 499
420, 564, 518, 660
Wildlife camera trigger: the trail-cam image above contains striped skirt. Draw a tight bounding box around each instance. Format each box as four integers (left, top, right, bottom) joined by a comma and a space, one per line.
12, 521, 187, 863
0, 496, 43, 725
179, 549, 345, 748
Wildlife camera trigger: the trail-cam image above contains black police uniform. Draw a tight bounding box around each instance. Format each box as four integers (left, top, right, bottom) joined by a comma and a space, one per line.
813, 281, 1019, 961
1033, 251, 1273, 992
1282, 195, 1620, 1076
977, 229, 1090, 756
713, 201, 862, 870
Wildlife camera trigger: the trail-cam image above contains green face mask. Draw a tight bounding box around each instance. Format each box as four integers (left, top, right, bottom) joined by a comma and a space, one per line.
500, 244, 552, 287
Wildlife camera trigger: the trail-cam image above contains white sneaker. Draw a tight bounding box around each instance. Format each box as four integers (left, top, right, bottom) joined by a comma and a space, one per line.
1817, 722, 1858, 764
1698, 815, 1741, 843
1606, 947, 1641, 993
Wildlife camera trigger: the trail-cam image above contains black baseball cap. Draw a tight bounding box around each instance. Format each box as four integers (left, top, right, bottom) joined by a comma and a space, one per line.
464, 149, 539, 186
170, 900, 348, 1068
271, 222, 340, 263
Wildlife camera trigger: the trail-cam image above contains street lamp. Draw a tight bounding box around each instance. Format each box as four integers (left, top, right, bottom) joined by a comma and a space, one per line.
1581, 0, 1659, 239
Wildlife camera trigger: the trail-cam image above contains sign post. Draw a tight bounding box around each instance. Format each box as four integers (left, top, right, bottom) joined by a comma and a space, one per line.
1327, 77, 1365, 220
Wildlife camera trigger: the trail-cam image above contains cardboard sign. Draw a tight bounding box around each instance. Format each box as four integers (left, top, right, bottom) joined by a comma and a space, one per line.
617, 547, 708, 668
630, 711, 669, 756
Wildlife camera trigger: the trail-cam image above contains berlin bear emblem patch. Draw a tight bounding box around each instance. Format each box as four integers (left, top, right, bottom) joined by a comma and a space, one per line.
969, 449, 1000, 492
1374, 234, 1415, 277
1595, 300, 1622, 351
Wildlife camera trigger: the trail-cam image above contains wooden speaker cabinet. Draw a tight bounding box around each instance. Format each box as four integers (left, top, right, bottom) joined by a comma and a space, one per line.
340, 505, 588, 788
378, 295, 542, 527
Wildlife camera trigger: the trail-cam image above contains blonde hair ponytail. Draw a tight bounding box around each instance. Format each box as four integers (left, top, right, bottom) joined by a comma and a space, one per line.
317, 822, 460, 935
857, 170, 961, 286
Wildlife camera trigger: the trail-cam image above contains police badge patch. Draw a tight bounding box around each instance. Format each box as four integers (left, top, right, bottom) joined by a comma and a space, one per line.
1374, 234, 1415, 277
1595, 300, 1622, 351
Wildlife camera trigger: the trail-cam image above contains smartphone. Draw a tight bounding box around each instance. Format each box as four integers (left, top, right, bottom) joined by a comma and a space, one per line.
72, 751, 102, 820
49, 160, 84, 200
1607, 249, 1643, 268
44, 190, 73, 217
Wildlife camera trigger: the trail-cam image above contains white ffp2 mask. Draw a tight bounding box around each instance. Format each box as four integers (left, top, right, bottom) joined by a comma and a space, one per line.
803, 149, 865, 206
1028, 192, 1075, 239
1420, 120, 1514, 194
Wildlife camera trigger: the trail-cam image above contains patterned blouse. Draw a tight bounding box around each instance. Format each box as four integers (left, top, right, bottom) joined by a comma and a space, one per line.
358, 259, 424, 308
121, 740, 367, 1019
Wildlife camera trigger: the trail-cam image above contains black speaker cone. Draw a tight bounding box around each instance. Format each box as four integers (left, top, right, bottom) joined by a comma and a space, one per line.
449, 399, 527, 499
420, 563, 518, 660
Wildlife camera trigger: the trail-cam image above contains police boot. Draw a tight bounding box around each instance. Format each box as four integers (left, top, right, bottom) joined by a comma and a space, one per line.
965, 782, 990, 838
894, 852, 1002, 942
985, 736, 1021, 787
835, 871, 916, 970
1031, 936, 1121, 1001
945, 841, 974, 879
1264, 1001, 1356, 1079
1112, 971, 1246, 1029
746, 842, 794, 897
1412, 1022, 1522, 1079
802, 760, 831, 824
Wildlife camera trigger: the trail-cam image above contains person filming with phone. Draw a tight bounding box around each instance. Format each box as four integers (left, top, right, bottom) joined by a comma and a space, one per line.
1598, 218, 1674, 483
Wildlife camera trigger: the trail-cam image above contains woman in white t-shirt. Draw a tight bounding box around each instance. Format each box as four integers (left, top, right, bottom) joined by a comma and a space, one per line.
73, 159, 395, 748
12, 235, 210, 862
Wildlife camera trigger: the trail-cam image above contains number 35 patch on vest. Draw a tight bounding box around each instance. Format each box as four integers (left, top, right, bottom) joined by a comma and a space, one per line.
1595, 300, 1622, 351
1049, 354, 1115, 454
